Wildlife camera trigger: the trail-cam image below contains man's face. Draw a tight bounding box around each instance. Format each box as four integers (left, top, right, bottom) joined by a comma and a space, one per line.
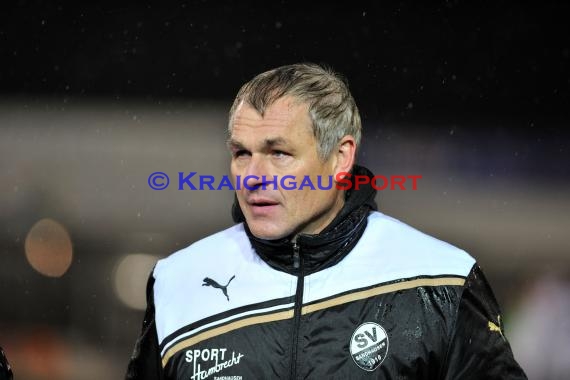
229, 96, 344, 240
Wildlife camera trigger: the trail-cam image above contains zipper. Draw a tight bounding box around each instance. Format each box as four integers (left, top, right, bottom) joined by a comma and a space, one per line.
290, 237, 304, 379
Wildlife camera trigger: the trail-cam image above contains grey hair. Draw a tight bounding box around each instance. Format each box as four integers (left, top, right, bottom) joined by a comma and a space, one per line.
228, 63, 362, 161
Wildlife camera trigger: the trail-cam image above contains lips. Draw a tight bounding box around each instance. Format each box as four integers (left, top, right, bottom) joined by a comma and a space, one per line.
247, 197, 279, 207
250, 201, 279, 207
247, 197, 280, 216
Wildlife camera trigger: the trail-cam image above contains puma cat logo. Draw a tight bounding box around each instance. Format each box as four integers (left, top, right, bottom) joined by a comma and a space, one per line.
202, 275, 236, 301
488, 315, 505, 339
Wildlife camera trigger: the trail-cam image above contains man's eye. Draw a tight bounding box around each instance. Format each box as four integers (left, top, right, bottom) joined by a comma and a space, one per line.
233, 150, 250, 158
273, 150, 289, 158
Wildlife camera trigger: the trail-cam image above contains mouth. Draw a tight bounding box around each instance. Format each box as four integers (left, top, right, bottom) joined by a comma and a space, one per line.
249, 200, 279, 208
247, 198, 280, 215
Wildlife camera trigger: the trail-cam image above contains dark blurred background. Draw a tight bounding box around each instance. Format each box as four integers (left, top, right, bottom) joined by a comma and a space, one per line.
1, 2, 569, 379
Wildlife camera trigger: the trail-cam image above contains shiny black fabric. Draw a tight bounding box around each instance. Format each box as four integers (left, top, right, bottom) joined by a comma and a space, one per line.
0, 347, 13, 380
126, 274, 164, 380
441, 266, 527, 379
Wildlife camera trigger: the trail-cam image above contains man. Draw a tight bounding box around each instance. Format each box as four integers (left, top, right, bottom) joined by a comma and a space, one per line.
126, 63, 527, 379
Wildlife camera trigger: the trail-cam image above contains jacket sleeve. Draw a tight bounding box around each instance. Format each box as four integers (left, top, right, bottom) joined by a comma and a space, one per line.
0, 347, 13, 380
125, 270, 164, 380
441, 264, 527, 379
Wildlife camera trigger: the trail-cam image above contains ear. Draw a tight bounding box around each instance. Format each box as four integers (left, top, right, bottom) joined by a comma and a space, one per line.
332, 135, 356, 180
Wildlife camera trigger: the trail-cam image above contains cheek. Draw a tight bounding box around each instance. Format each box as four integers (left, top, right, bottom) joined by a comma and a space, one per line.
281, 190, 302, 214
230, 163, 240, 176
230, 167, 244, 188
289, 188, 318, 214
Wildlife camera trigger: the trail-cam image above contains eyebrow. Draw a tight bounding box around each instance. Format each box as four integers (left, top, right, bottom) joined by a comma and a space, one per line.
226, 138, 245, 151
262, 137, 288, 147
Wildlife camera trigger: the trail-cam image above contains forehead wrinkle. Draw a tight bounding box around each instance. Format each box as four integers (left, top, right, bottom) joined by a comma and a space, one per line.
234, 97, 307, 128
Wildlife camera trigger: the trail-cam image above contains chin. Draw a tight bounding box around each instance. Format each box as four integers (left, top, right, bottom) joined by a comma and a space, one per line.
247, 222, 290, 241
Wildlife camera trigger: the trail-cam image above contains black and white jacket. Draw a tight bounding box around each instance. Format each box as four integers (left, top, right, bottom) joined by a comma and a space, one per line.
126, 166, 527, 380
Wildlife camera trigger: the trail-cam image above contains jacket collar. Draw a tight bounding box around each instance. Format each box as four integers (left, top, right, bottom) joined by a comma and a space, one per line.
232, 165, 378, 275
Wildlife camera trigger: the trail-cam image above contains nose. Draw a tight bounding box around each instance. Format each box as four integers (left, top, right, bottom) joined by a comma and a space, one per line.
242, 155, 273, 190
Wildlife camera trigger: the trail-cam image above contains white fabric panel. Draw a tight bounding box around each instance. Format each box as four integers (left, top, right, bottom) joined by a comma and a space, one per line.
153, 224, 296, 344
303, 212, 476, 304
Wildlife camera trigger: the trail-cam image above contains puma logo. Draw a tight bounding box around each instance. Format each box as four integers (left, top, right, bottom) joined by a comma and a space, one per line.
202, 275, 236, 301
488, 315, 505, 339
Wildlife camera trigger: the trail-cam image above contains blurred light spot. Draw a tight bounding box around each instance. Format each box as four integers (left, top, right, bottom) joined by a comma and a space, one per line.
25, 218, 73, 277
20, 327, 69, 378
114, 254, 159, 310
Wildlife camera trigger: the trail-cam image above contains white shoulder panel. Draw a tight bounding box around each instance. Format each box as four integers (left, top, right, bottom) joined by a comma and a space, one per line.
152, 223, 296, 345
304, 211, 476, 304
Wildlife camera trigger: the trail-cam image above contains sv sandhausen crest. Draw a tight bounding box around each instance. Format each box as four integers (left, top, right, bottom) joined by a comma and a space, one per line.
350, 322, 389, 371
